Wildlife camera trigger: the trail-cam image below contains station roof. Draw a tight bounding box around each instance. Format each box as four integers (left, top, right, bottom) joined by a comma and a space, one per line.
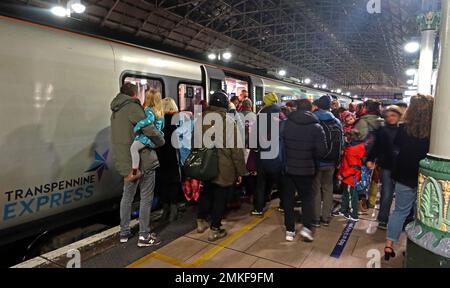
4, 0, 437, 91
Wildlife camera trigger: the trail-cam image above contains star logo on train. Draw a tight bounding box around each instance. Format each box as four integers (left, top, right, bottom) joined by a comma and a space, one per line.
85, 150, 109, 181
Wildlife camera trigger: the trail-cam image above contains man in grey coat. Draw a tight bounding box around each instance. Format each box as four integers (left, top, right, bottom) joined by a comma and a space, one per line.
110, 83, 165, 247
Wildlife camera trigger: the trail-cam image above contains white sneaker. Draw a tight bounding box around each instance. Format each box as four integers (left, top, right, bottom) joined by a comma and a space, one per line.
345, 214, 360, 222
286, 231, 296, 242
300, 227, 314, 242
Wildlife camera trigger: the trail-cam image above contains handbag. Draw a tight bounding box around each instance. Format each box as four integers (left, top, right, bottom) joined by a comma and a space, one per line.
183, 147, 219, 181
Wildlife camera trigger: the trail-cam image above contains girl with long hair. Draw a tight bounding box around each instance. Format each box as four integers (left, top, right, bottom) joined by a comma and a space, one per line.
127, 89, 164, 182
384, 94, 434, 260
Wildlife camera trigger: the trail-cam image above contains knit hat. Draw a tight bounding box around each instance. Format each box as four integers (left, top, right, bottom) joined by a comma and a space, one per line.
263, 92, 279, 106
209, 91, 229, 109
340, 111, 354, 121
242, 98, 253, 109
385, 105, 403, 116
317, 95, 332, 110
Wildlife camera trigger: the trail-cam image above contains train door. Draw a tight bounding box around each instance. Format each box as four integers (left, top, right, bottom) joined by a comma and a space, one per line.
201, 65, 225, 102
250, 76, 264, 112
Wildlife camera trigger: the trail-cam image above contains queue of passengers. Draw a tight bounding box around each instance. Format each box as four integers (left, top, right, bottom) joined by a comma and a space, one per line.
110, 82, 434, 261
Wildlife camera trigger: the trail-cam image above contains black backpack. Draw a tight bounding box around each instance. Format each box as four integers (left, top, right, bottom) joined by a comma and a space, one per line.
319, 119, 343, 163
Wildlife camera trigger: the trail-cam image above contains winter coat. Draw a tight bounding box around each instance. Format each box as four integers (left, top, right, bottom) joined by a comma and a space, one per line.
314, 109, 344, 167
282, 110, 328, 176
156, 114, 181, 183
354, 114, 383, 141
366, 123, 399, 170
134, 107, 165, 148
200, 106, 247, 187
391, 125, 430, 188
110, 93, 165, 177
338, 142, 366, 187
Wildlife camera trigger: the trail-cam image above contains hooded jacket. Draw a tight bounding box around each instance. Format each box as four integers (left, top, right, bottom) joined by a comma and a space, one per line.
282, 110, 328, 176
354, 114, 383, 141
338, 142, 366, 187
110, 93, 165, 177
314, 109, 344, 167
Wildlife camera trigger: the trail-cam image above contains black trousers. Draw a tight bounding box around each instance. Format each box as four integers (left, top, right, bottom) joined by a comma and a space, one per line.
254, 167, 282, 212
282, 174, 314, 231
197, 183, 229, 229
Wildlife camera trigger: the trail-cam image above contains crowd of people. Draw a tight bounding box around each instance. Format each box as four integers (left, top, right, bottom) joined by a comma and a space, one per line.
110, 82, 434, 261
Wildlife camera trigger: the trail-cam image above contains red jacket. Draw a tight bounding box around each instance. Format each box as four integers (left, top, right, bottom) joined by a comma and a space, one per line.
338, 142, 366, 187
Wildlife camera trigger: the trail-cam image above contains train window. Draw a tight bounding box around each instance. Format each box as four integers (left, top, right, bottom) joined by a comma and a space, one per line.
224, 78, 248, 99
210, 79, 223, 95
178, 83, 204, 113
123, 75, 164, 104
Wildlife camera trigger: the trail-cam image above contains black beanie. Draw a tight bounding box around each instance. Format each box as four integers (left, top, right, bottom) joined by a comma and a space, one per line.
209, 91, 229, 109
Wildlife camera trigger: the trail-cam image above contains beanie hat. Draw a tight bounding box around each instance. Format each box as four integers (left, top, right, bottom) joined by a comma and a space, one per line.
340, 111, 354, 122
209, 91, 229, 109
385, 105, 403, 116
317, 95, 332, 110
263, 92, 279, 106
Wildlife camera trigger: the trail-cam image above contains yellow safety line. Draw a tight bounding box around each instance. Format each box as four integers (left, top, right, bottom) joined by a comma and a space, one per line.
127, 208, 275, 268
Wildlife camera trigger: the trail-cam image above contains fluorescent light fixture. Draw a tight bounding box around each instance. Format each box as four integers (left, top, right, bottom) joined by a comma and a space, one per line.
321, 84, 327, 89
404, 41, 420, 53
407, 79, 414, 85
313, 84, 319, 88
222, 52, 232, 60
51, 6, 68, 17
278, 70, 287, 77
406, 68, 416, 76
208, 53, 217, 60
304, 78, 311, 84
336, 89, 342, 94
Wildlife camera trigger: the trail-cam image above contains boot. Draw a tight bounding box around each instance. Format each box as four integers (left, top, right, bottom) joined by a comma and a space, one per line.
208, 227, 227, 242
169, 204, 178, 222
197, 219, 209, 234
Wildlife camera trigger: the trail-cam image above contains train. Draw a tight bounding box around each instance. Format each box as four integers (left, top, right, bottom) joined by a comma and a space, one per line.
0, 15, 357, 247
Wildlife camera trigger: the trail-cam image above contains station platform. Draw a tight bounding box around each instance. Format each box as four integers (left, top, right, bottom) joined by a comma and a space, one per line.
81, 200, 406, 268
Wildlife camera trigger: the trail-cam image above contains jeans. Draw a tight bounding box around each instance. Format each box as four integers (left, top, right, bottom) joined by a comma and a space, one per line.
197, 183, 229, 229
386, 182, 417, 243
120, 170, 156, 238
282, 174, 314, 231
312, 166, 335, 222
341, 184, 359, 218
377, 169, 395, 223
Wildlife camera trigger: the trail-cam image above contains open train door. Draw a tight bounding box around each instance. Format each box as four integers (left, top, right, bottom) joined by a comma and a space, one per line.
250, 76, 264, 112
201, 65, 226, 102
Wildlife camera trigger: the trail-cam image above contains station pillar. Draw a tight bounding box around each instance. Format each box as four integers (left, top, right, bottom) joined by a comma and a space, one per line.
416, 7, 440, 95
405, 0, 450, 267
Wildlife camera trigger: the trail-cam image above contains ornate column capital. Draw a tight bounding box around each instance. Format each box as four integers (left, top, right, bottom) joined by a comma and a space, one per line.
417, 11, 441, 31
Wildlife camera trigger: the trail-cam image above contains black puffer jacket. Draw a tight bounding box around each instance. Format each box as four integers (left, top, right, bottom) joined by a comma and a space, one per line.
282, 111, 328, 176
366, 123, 399, 170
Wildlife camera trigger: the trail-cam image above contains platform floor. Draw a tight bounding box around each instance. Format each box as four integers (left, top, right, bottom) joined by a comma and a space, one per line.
125, 200, 406, 268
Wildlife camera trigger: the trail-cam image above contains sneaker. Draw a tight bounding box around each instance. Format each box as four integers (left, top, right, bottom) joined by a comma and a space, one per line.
300, 227, 314, 242
286, 231, 296, 242
345, 214, 359, 222
251, 210, 264, 217
378, 222, 388, 230
332, 211, 346, 217
137, 233, 162, 247
208, 227, 227, 242
311, 221, 321, 228
119, 232, 132, 243
197, 219, 209, 234
320, 218, 330, 227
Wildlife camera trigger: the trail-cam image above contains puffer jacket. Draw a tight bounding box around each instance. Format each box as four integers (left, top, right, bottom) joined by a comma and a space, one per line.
110, 93, 165, 177
354, 114, 383, 141
338, 142, 366, 187
282, 110, 328, 176
200, 106, 247, 187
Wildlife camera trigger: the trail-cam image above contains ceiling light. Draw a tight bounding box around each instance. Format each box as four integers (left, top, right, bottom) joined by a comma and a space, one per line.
313, 84, 319, 88
70, 0, 86, 14
336, 89, 342, 94
406, 68, 416, 76
304, 78, 311, 84
321, 84, 327, 89
222, 52, 232, 60
407, 79, 414, 85
51, 6, 68, 17
278, 70, 287, 77
404, 41, 420, 53
346, 92, 351, 96
208, 53, 217, 60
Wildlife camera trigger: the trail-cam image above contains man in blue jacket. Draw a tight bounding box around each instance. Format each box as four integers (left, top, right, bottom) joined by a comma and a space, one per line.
312, 96, 344, 227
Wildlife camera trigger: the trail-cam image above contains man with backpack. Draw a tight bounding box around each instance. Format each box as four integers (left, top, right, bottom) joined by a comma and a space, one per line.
312, 95, 344, 227
282, 99, 328, 242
